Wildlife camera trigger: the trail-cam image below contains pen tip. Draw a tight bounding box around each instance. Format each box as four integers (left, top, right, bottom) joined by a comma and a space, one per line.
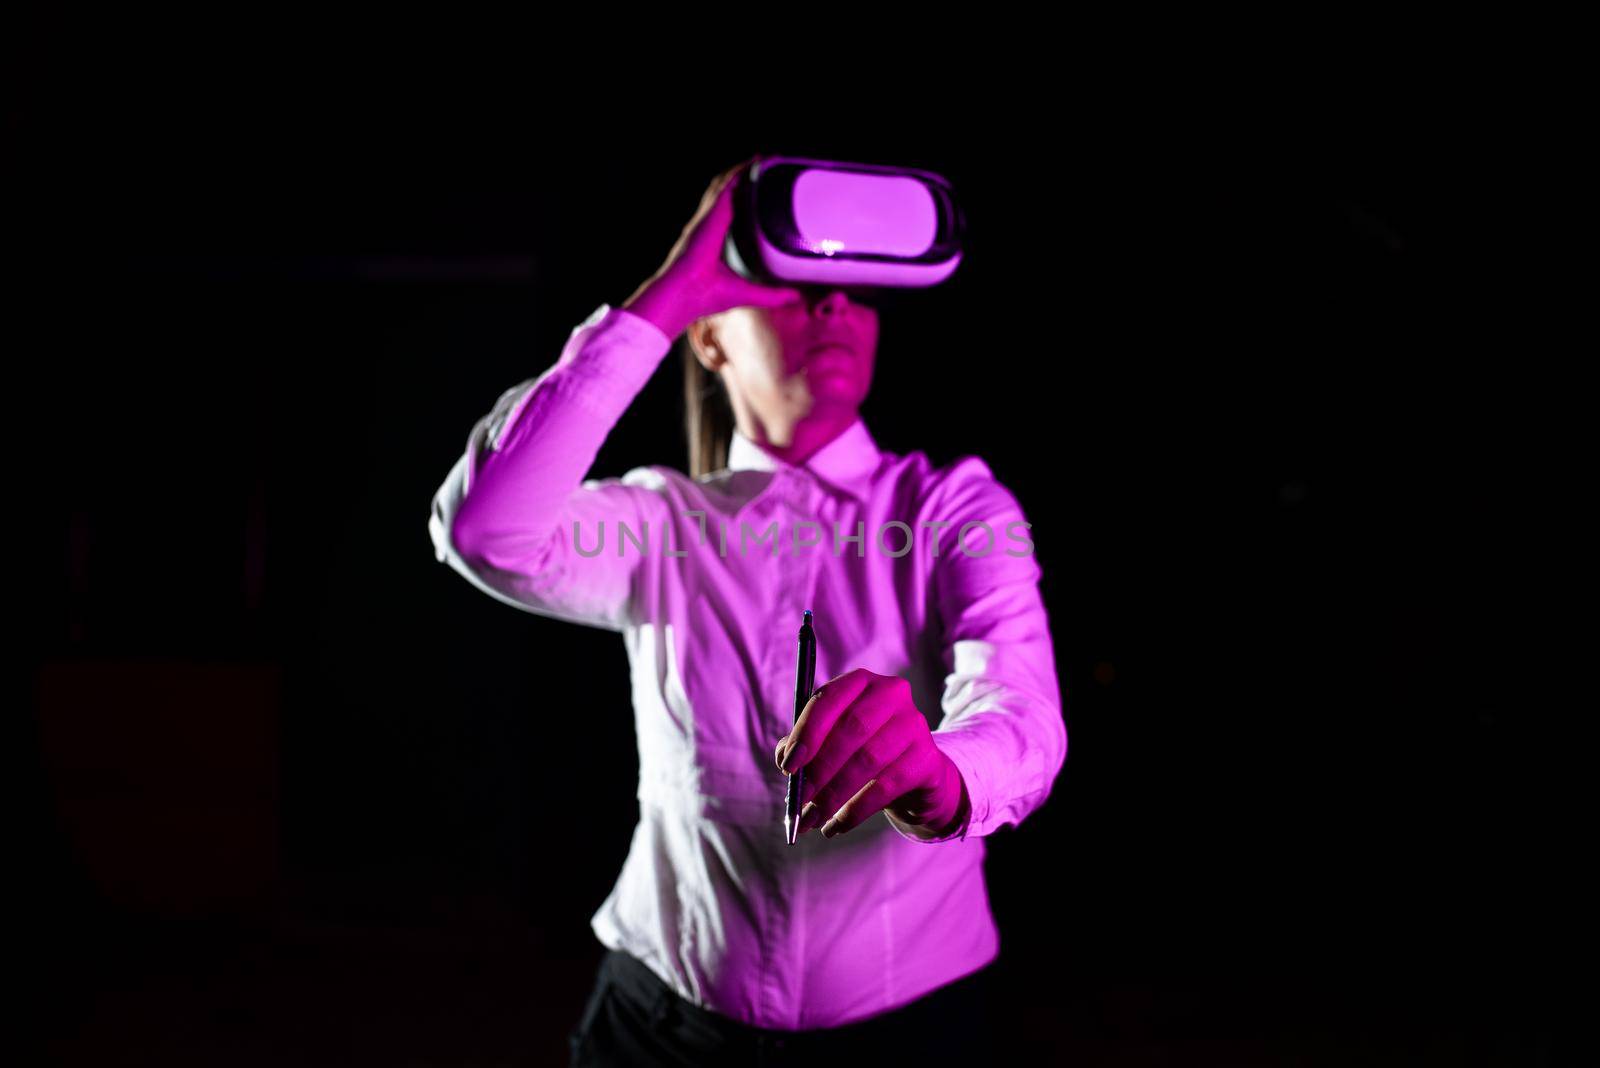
803, 609, 812, 621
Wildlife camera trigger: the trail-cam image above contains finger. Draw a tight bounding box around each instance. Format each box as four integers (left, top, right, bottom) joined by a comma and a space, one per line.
710, 157, 746, 193
798, 716, 916, 834
711, 158, 749, 202
708, 168, 739, 223
799, 683, 910, 803
820, 755, 920, 838
683, 163, 745, 257
690, 161, 745, 224
737, 280, 805, 308
779, 669, 874, 774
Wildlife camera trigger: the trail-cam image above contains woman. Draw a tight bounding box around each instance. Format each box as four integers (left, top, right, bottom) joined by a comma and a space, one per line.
428, 155, 1067, 1065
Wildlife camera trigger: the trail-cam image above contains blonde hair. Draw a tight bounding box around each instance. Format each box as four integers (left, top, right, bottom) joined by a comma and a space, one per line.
681, 333, 734, 479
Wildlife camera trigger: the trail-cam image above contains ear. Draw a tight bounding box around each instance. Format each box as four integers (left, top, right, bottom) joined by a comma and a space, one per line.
686, 317, 728, 373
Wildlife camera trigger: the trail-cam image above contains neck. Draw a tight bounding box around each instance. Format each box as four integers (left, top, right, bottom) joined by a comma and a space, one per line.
741, 409, 857, 468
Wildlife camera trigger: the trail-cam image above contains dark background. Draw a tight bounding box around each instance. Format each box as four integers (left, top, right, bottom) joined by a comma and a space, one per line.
12, 69, 1568, 1064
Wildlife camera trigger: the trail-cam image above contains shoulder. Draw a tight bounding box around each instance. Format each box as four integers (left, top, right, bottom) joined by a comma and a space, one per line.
908, 450, 1029, 526
591, 463, 755, 510
900, 450, 1040, 571
575, 463, 692, 512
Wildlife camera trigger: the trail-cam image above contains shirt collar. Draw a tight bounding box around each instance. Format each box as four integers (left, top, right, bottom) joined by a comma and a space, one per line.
727, 416, 882, 503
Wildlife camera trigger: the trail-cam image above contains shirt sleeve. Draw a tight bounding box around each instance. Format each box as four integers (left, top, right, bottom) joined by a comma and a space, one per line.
427, 303, 675, 632
887, 456, 1068, 843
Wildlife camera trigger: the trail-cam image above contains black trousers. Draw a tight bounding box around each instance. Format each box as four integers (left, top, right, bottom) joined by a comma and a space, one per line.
567, 948, 999, 1067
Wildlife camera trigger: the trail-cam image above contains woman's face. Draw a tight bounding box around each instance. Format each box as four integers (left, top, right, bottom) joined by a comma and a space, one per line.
695, 287, 879, 448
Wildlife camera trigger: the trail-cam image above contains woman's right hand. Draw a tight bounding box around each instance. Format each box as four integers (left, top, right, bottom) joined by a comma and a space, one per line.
622, 155, 803, 340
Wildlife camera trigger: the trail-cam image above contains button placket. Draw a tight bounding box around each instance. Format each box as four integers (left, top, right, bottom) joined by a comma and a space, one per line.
768, 472, 807, 731
760, 472, 806, 1028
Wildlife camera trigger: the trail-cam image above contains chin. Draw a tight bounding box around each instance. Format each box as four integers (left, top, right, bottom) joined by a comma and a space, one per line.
805, 389, 862, 414
806, 376, 864, 401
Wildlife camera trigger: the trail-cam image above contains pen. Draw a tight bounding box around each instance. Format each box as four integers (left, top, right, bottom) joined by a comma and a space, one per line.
786, 609, 816, 845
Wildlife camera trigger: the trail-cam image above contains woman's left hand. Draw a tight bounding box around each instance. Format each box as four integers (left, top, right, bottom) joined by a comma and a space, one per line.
773, 668, 969, 839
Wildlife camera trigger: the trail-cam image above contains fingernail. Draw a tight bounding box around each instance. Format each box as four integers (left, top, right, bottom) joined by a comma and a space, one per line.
798, 802, 818, 832
820, 817, 842, 839
780, 741, 808, 775
774, 739, 789, 771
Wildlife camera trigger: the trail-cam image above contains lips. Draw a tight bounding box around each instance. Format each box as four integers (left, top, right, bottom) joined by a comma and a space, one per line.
804, 349, 854, 381
807, 340, 854, 355
806, 345, 854, 370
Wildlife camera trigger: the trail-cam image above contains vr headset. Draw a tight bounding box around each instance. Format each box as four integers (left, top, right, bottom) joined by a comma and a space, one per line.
724, 156, 965, 302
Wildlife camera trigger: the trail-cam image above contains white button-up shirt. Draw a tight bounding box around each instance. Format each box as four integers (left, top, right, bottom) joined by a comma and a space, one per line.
428, 303, 1067, 1030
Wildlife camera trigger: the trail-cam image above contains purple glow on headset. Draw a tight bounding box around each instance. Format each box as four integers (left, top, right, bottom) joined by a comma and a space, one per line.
792, 170, 937, 258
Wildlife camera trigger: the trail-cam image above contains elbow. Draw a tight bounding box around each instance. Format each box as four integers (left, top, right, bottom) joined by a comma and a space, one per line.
427, 448, 488, 567
444, 475, 506, 567
428, 478, 487, 568
441, 501, 557, 576
1038, 689, 1068, 791
449, 511, 511, 574
1052, 698, 1069, 774
1023, 695, 1068, 804
448, 509, 483, 564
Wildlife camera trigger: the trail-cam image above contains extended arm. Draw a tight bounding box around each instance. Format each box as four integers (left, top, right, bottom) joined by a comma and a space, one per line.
773, 458, 1067, 844
891, 457, 1068, 842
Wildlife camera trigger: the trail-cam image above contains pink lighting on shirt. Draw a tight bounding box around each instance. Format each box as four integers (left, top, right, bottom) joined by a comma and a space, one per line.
428, 303, 1065, 1031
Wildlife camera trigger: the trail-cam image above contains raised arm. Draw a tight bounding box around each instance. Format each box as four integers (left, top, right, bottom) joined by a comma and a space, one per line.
428, 304, 675, 631
428, 154, 801, 631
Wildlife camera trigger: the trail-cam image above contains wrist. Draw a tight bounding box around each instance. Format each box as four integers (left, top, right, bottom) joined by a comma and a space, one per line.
891, 757, 970, 840
927, 761, 971, 836
622, 276, 695, 341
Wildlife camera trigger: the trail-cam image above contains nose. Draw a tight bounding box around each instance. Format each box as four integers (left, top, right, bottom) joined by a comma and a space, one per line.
806, 288, 851, 317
